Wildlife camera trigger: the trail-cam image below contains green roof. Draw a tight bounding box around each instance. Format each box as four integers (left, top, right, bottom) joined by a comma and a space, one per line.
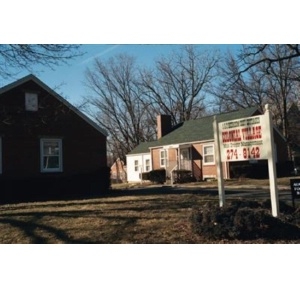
127, 107, 260, 154
127, 141, 157, 155
154, 106, 260, 147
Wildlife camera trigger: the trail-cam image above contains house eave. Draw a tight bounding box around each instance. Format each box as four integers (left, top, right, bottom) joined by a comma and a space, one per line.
0, 74, 108, 137
126, 152, 151, 157
149, 139, 215, 150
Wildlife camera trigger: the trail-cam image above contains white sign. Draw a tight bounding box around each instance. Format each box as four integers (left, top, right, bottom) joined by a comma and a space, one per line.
218, 115, 268, 162
214, 105, 279, 217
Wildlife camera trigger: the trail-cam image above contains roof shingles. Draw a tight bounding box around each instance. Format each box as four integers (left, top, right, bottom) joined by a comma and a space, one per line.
127, 107, 260, 154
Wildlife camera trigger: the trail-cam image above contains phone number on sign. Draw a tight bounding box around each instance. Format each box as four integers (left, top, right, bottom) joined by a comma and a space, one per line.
226, 146, 261, 161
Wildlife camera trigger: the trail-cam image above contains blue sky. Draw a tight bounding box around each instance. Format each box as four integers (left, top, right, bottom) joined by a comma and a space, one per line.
2, 1, 296, 108
1, 44, 241, 107
1, 0, 298, 106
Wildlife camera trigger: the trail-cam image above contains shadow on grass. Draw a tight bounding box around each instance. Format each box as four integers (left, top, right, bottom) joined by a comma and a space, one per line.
0, 208, 142, 244
0, 193, 196, 243
0, 185, 218, 206
0, 185, 299, 243
0, 217, 91, 244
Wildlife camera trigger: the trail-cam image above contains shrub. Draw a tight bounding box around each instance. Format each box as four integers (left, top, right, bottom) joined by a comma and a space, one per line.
148, 169, 166, 184
141, 172, 150, 181
172, 170, 196, 183
191, 199, 300, 241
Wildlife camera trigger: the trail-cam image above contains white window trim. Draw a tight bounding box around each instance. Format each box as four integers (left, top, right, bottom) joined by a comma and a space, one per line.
134, 160, 139, 172
203, 144, 215, 165
145, 159, 150, 172
0, 137, 2, 174
160, 149, 167, 167
40, 138, 63, 173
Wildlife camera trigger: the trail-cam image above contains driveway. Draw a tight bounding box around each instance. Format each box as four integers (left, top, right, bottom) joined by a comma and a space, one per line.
112, 183, 293, 203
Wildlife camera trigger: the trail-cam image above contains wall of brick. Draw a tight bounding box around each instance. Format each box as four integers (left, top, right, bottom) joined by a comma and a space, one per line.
0, 79, 107, 180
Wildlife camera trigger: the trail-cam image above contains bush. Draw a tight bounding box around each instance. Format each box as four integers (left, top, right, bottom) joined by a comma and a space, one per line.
148, 169, 166, 184
172, 170, 196, 183
141, 172, 150, 181
191, 199, 300, 241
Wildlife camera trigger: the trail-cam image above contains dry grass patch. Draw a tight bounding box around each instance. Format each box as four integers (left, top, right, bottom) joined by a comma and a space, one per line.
0, 192, 212, 244
1, 185, 299, 244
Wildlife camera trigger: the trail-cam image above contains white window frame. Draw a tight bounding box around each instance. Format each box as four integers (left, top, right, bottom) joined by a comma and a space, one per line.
40, 138, 63, 173
160, 149, 167, 167
134, 160, 139, 172
0, 137, 2, 174
145, 159, 150, 172
203, 144, 215, 165
25, 92, 38, 111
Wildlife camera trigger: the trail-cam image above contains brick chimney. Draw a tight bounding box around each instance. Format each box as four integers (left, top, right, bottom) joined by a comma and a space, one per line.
157, 115, 172, 139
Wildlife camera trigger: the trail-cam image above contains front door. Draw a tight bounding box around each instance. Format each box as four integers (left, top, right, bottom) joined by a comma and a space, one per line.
180, 148, 191, 170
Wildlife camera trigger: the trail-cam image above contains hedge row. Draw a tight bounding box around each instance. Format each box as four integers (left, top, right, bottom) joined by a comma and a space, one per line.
142, 169, 166, 184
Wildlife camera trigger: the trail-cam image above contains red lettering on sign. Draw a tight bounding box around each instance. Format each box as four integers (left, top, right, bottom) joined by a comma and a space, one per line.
222, 129, 241, 143
241, 125, 262, 140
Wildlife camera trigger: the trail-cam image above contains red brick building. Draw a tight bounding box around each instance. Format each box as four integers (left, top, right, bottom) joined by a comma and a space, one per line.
110, 158, 127, 183
0, 75, 109, 202
126, 107, 289, 183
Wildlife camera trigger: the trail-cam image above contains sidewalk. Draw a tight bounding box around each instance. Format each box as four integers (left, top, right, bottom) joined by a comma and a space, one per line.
177, 182, 291, 191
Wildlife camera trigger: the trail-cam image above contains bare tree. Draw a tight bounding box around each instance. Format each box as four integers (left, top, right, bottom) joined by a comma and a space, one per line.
0, 44, 82, 79
84, 54, 156, 162
211, 51, 268, 113
84, 46, 220, 162
213, 45, 300, 159
140, 45, 220, 124
261, 46, 300, 146
238, 44, 300, 76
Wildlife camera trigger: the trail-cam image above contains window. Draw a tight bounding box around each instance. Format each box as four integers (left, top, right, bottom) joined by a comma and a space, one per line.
160, 149, 167, 167
25, 92, 38, 111
40, 139, 63, 172
145, 159, 150, 172
180, 148, 190, 160
0, 137, 2, 174
203, 144, 214, 165
134, 160, 139, 172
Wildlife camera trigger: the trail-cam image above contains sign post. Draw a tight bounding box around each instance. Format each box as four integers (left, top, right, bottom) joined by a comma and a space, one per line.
213, 116, 225, 207
215, 104, 279, 217
265, 104, 279, 217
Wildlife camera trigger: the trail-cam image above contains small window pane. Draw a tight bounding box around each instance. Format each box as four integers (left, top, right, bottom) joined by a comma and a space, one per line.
41, 139, 62, 172
134, 160, 139, 171
204, 155, 214, 163
204, 146, 213, 154
145, 159, 150, 171
43, 141, 60, 156
43, 156, 60, 169
203, 145, 214, 164
160, 149, 167, 167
